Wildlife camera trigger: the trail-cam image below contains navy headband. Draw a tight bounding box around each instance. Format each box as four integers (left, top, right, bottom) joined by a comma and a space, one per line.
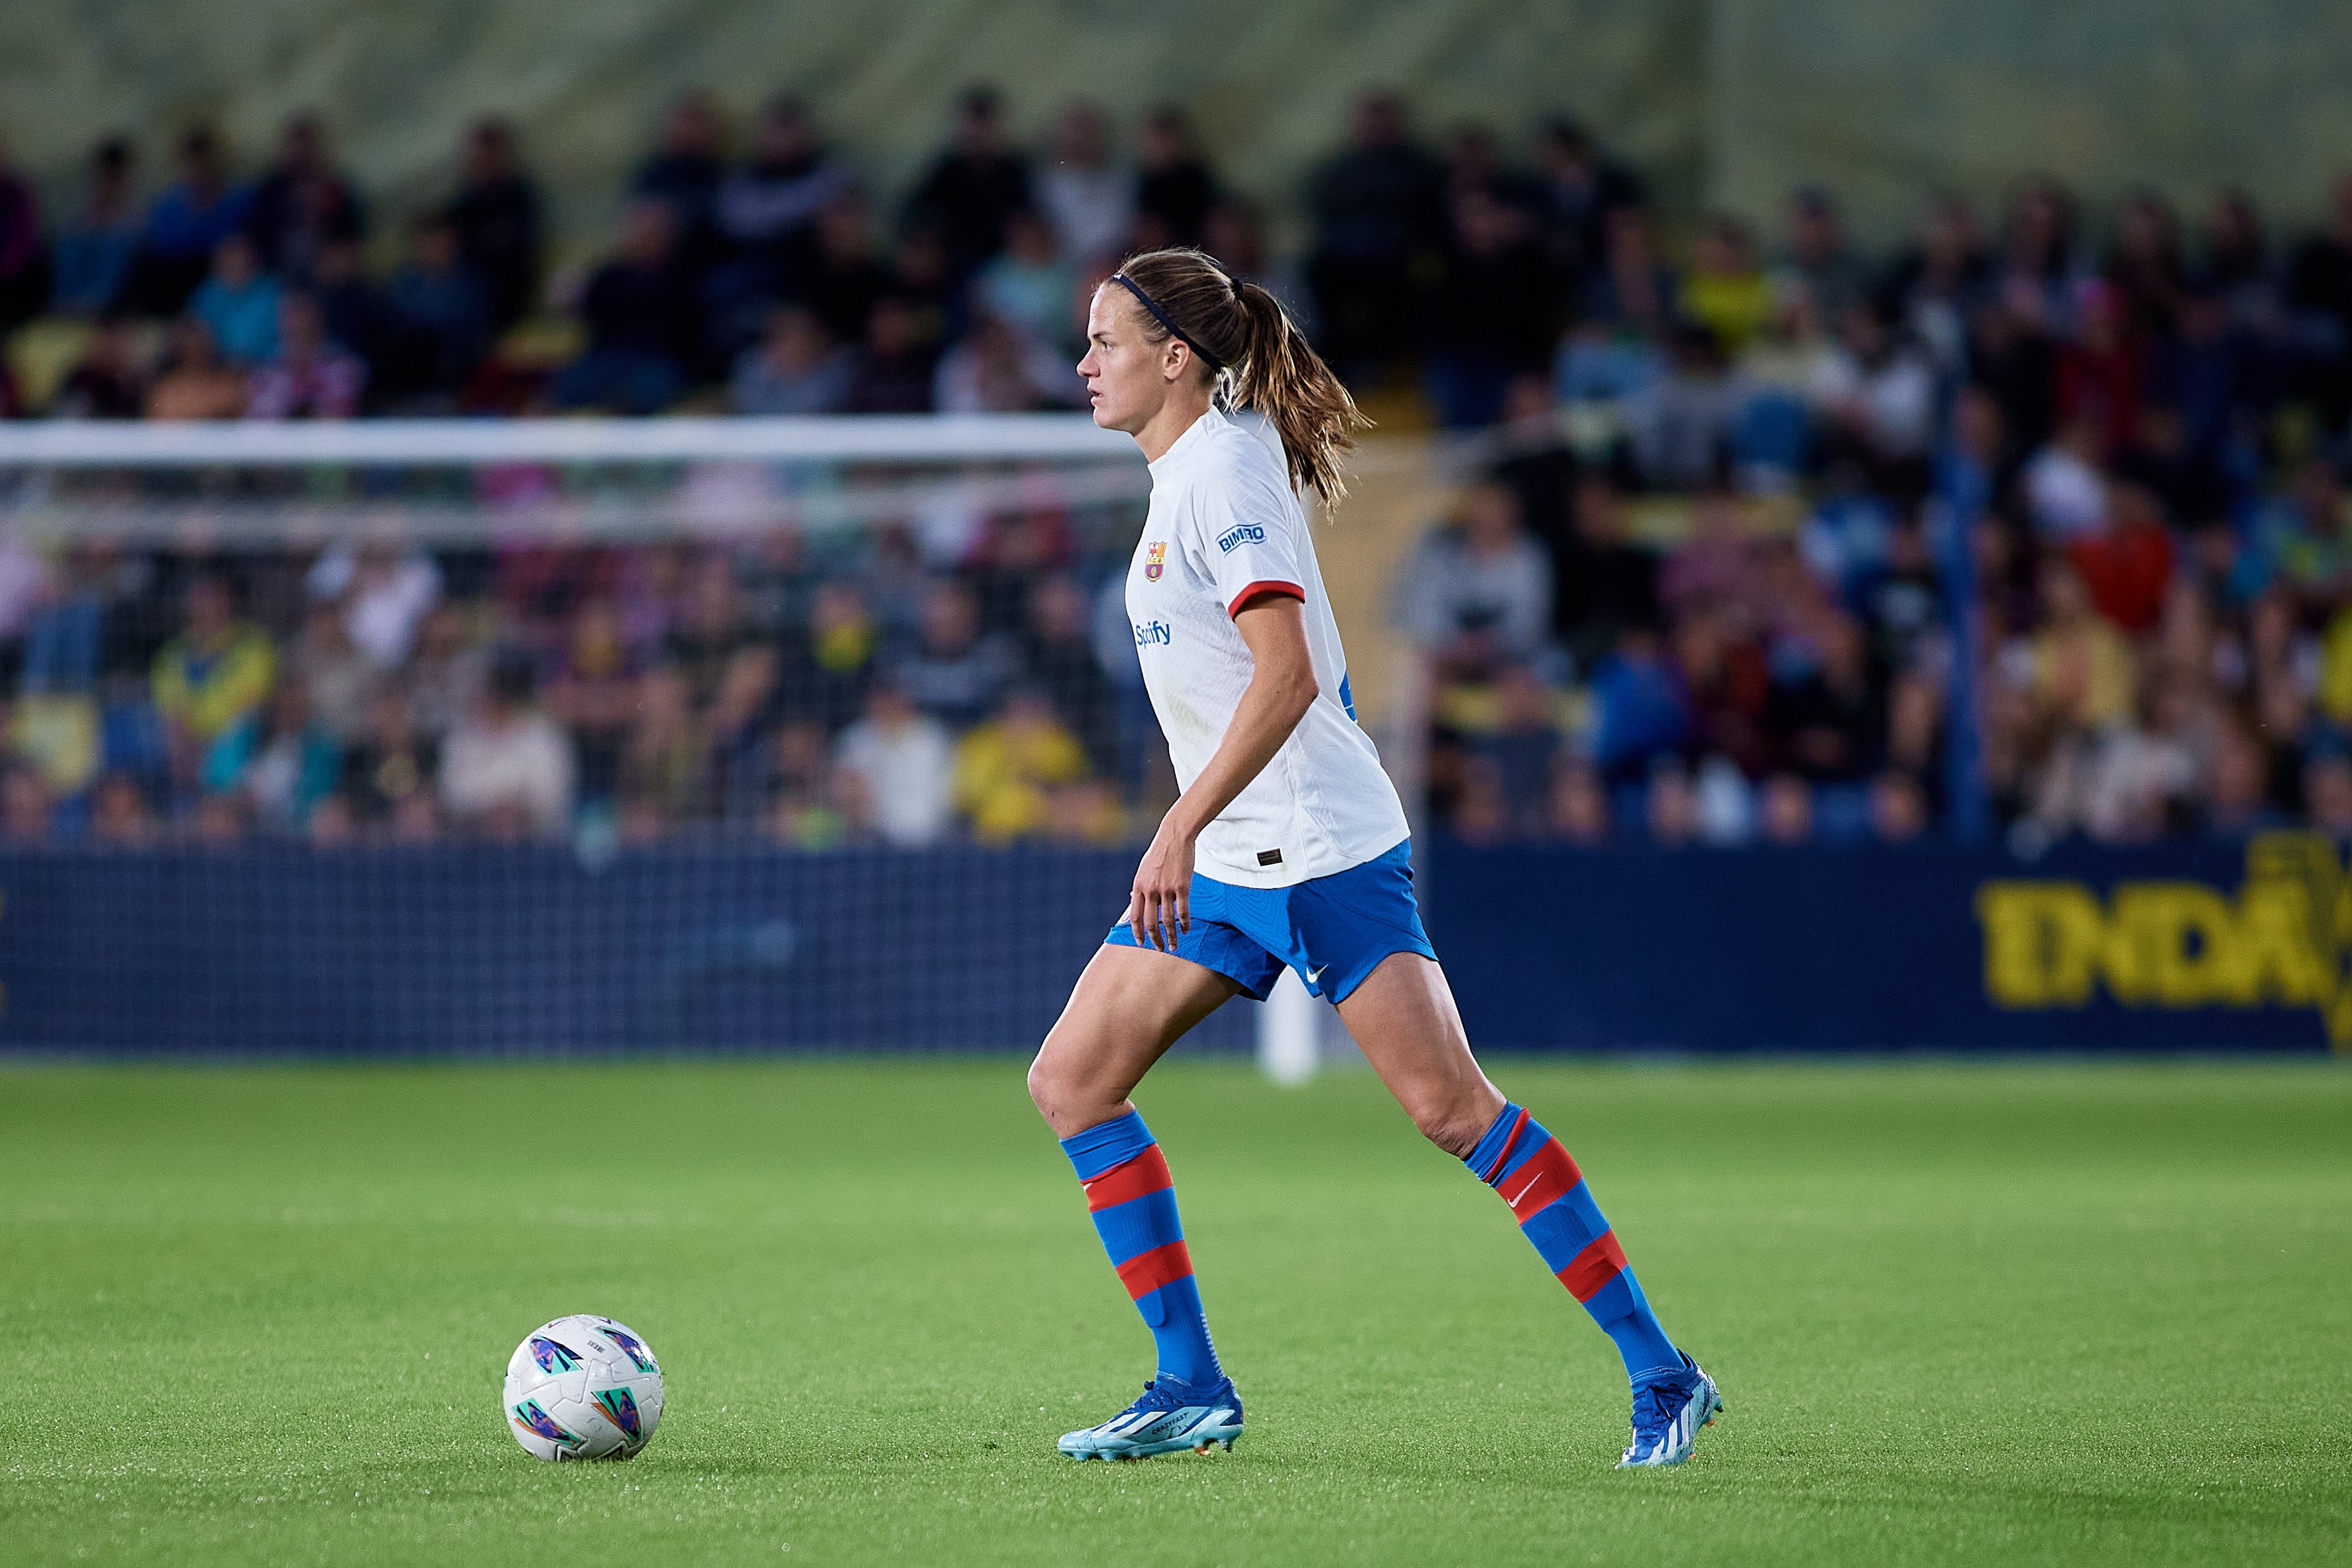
1110, 270, 1225, 372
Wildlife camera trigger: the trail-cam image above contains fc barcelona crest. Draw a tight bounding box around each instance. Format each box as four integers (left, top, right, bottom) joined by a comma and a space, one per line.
1144, 541, 1167, 581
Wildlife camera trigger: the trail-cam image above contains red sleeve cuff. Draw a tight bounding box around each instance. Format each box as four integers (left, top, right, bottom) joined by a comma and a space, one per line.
1227, 580, 1307, 617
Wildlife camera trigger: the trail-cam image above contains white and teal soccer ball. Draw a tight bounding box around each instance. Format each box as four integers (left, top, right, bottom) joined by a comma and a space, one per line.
502, 1315, 666, 1461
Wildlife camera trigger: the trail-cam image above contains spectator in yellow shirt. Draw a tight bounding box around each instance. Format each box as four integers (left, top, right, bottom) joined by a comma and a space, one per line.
2028, 557, 2135, 731
152, 575, 276, 745
1677, 214, 1772, 355
953, 688, 1089, 844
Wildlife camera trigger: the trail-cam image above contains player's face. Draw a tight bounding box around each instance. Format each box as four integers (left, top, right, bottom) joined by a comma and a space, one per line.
1077, 288, 1180, 434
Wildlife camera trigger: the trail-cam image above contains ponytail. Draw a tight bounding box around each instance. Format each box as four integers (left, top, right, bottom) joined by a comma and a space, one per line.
1111, 248, 1371, 506
1228, 280, 1367, 504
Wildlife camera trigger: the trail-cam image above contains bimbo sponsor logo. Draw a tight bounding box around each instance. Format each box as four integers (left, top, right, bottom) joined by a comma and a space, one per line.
1133, 619, 1174, 648
1215, 524, 1266, 554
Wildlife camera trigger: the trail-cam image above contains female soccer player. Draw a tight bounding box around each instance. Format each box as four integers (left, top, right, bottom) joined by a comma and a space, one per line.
1030, 248, 1720, 1467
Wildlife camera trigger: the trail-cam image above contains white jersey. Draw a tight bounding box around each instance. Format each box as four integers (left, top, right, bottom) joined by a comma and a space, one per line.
1125, 406, 1410, 888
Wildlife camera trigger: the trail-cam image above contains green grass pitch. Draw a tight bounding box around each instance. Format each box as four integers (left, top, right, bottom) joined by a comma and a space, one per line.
3, 1057, 2347, 1566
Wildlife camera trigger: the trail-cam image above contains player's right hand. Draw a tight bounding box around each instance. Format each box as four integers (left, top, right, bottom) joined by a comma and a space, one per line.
1128, 820, 1195, 952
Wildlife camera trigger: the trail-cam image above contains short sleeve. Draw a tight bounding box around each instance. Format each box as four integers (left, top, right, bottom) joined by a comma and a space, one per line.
1182, 446, 1308, 619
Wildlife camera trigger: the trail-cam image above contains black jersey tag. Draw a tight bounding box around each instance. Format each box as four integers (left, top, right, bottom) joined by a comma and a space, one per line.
1257, 848, 1284, 866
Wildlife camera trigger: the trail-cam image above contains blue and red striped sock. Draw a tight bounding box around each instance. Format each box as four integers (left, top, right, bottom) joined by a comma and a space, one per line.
1059, 1109, 1224, 1389
1466, 1102, 1681, 1380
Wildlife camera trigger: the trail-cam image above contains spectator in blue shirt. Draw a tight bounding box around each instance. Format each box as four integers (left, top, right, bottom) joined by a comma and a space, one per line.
731, 305, 851, 414
379, 215, 488, 410
243, 113, 365, 284
716, 97, 846, 284
1589, 624, 1691, 786
631, 91, 729, 286
52, 138, 142, 317
446, 118, 542, 332
551, 200, 696, 415
971, 207, 1077, 356
188, 233, 281, 366
130, 128, 251, 315
203, 673, 342, 837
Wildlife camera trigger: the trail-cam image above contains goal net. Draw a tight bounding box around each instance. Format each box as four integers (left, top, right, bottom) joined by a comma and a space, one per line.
0, 414, 1279, 1058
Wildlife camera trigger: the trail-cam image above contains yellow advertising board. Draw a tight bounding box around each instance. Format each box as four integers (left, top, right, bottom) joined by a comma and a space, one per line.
1977, 833, 2352, 1051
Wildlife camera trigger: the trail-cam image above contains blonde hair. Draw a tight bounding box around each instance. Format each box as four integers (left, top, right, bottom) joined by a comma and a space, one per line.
1112, 248, 1370, 504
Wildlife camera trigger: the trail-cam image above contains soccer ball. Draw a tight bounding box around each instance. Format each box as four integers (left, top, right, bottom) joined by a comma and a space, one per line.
502, 1315, 666, 1461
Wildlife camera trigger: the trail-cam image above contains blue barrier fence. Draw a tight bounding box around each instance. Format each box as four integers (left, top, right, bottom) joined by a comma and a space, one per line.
1424, 835, 2345, 1055
0, 845, 1252, 1057
1, 834, 2343, 1056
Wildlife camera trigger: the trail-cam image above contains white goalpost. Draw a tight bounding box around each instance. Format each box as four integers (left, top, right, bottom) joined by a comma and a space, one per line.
1256, 969, 1322, 1085
0, 413, 1135, 467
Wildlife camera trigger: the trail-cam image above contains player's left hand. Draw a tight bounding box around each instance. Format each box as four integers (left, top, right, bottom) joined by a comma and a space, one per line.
1128, 818, 1195, 952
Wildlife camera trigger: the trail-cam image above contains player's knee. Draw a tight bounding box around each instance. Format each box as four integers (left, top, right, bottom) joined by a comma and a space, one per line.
1027, 1034, 1099, 1125
1025, 1052, 1064, 1119
1411, 1101, 1490, 1161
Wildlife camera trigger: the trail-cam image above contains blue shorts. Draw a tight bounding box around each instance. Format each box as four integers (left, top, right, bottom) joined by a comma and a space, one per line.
1104, 839, 1436, 1004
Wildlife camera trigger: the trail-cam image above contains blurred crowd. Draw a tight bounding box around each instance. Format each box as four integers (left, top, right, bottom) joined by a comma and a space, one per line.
8, 85, 2352, 851
1394, 168, 2352, 850
0, 86, 1291, 420
0, 510, 1160, 849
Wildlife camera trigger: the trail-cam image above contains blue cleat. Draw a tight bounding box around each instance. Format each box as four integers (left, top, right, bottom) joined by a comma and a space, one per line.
1057, 1373, 1244, 1461
1616, 1351, 1722, 1468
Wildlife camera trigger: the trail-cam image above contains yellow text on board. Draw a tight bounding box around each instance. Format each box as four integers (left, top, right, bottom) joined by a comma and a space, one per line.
1976, 832, 2352, 1051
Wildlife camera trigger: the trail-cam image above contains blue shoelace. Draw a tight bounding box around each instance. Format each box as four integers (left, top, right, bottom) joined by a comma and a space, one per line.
1124, 1376, 1220, 1413
1629, 1376, 1691, 1445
